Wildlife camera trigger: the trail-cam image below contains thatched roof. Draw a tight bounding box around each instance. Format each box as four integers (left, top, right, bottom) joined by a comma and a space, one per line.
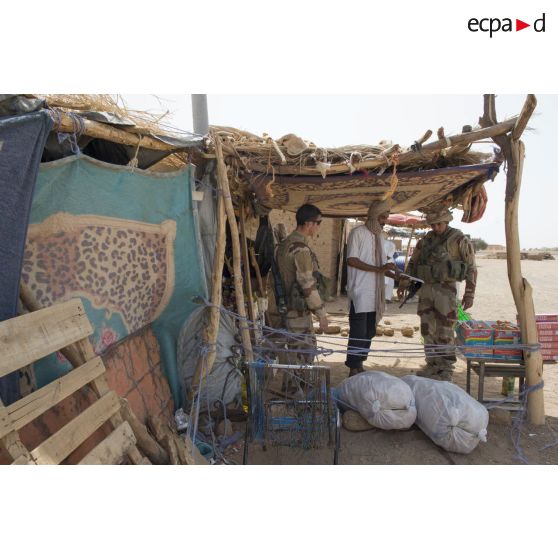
15, 94, 205, 171
212, 123, 506, 218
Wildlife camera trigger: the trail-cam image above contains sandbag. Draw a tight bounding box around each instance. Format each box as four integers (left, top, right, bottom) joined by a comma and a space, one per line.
402, 375, 488, 454
336, 372, 416, 430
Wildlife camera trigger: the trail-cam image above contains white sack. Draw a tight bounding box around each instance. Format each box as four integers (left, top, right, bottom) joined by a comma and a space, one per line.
336, 371, 416, 430
402, 375, 488, 454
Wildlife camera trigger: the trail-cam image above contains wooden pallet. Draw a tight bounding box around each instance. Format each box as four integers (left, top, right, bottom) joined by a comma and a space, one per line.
0, 298, 145, 465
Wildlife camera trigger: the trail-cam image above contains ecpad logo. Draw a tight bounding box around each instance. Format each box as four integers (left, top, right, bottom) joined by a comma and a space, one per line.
468, 13, 546, 37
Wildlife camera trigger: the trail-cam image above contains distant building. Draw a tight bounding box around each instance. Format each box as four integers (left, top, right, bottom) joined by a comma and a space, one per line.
486, 244, 505, 251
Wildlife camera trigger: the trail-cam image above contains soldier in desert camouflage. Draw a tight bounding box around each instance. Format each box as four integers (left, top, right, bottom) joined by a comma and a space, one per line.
397, 207, 477, 381
276, 204, 328, 367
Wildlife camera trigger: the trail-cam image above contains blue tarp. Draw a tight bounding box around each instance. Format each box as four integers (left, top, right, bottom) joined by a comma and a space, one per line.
24, 154, 206, 406
0, 111, 52, 404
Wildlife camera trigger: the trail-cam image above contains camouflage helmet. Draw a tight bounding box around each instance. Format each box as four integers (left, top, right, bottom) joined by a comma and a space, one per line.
425, 207, 453, 225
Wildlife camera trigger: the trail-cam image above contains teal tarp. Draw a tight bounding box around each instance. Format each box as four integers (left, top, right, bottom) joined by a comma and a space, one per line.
23, 154, 206, 406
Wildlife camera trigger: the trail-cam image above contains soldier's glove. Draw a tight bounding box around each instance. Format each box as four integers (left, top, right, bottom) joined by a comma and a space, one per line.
461, 295, 474, 311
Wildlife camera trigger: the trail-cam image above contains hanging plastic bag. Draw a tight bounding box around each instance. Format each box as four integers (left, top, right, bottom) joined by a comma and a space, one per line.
402, 375, 488, 454
336, 372, 416, 430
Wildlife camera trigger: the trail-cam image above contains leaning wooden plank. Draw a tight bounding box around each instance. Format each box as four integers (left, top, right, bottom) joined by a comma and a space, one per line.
79, 421, 136, 465
0, 299, 93, 378
31, 391, 121, 465
7, 357, 106, 431
88, 373, 144, 465
119, 397, 169, 464
0, 405, 13, 439
0, 430, 33, 463
11, 455, 36, 465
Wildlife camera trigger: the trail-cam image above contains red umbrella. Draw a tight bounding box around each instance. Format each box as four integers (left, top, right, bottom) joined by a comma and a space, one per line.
387, 213, 426, 227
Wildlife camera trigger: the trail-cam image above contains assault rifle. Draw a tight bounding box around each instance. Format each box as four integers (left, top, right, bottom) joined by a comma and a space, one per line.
398, 273, 424, 308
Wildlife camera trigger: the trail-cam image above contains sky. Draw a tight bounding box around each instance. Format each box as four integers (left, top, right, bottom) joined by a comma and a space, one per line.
122, 94, 558, 249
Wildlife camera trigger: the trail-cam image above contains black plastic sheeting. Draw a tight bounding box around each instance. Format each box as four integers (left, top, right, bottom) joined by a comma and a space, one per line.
0, 94, 46, 117
0, 110, 52, 404
1, 95, 205, 168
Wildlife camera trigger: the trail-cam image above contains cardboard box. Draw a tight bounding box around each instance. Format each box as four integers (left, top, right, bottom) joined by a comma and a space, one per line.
536, 314, 558, 322
488, 321, 522, 360
491, 352, 523, 361
460, 346, 494, 358
538, 334, 558, 342
540, 341, 558, 350
536, 322, 558, 331
456, 321, 493, 345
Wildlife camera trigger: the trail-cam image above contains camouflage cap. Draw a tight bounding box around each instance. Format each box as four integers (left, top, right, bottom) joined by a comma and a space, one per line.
425, 207, 453, 225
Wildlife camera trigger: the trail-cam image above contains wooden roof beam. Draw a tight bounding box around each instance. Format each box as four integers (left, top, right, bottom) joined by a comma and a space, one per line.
51, 111, 183, 152
235, 117, 519, 176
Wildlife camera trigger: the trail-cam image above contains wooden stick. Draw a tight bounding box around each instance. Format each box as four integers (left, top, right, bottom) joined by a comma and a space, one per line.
224, 256, 234, 277
52, 111, 181, 152
213, 135, 254, 362
242, 117, 519, 176
119, 398, 169, 465
248, 246, 265, 299
191, 160, 227, 393
512, 94, 537, 141
239, 202, 256, 328
249, 246, 270, 325
404, 226, 415, 268
481, 94, 544, 425
336, 219, 347, 297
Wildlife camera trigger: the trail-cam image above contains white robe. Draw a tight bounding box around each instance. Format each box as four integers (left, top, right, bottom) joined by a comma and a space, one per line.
346, 225, 384, 313
384, 239, 396, 301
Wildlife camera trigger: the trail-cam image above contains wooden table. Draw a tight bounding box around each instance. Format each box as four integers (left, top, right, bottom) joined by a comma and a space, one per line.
466, 357, 526, 404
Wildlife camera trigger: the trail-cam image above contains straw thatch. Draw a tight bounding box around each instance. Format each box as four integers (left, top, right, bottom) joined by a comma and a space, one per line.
38, 94, 180, 137
211, 125, 496, 177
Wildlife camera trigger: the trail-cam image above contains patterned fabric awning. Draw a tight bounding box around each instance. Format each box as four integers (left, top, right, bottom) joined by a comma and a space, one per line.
248, 163, 500, 218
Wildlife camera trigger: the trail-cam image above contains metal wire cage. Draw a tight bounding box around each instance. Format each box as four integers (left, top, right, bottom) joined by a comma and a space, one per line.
243, 362, 341, 464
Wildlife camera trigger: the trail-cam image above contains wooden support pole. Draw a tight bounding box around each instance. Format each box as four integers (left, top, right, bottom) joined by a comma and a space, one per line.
249, 246, 270, 325
213, 135, 253, 362
191, 161, 227, 393
404, 227, 415, 267
336, 219, 347, 297
51, 111, 182, 152
481, 94, 544, 425
240, 117, 519, 176
239, 203, 256, 327
512, 94, 537, 142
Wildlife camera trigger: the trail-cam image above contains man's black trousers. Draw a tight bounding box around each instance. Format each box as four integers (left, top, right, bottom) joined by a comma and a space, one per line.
345, 302, 377, 369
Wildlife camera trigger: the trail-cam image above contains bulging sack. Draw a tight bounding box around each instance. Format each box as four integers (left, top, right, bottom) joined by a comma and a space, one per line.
336, 372, 416, 430
402, 375, 488, 454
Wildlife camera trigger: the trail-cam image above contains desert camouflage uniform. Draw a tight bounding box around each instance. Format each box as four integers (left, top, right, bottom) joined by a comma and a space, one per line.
276, 231, 326, 365
406, 227, 477, 373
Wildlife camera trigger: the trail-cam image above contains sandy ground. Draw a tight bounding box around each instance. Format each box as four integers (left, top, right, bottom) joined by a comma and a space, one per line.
244, 256, 558, 465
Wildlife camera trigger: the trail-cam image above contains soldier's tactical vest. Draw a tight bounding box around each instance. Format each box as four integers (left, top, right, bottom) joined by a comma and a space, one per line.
416, 227, 469, 283
276, 236, 328, 312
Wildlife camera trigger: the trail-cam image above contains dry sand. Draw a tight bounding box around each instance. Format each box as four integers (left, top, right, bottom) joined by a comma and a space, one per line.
246, 256, 558, 465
